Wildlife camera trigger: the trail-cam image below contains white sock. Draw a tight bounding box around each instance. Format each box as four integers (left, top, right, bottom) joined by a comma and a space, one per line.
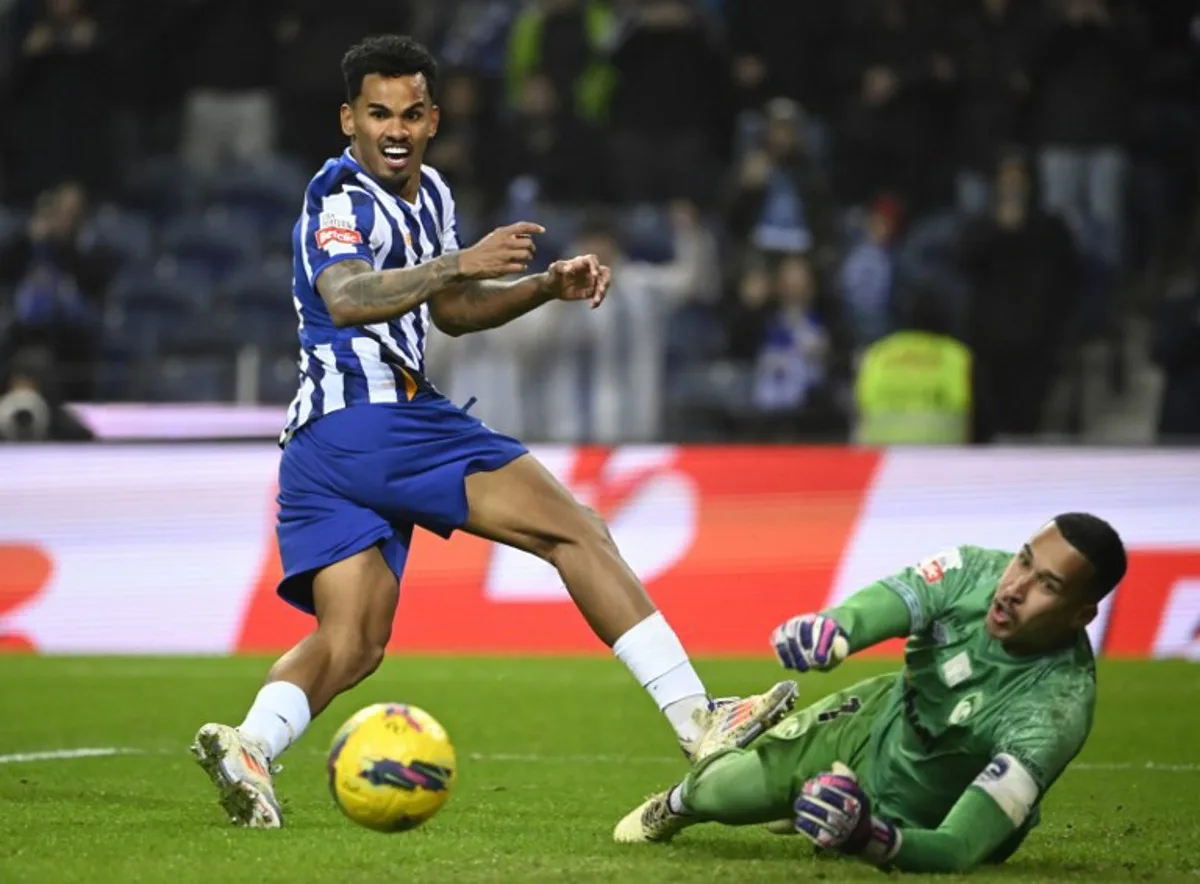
237, 681, 311, 762
667, 783, 692, 816
613, 612, 710, 743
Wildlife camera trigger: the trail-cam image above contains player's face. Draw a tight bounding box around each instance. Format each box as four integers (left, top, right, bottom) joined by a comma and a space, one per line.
987, 523, 1098, 653
342, 73, 440, 200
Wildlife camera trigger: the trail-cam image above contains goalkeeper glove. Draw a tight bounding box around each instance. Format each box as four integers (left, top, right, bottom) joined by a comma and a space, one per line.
771, 613, 849, 672
793, 762, 901, 866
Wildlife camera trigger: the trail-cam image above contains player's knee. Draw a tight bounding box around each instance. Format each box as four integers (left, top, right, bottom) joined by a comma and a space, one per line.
325, 629, 388, 685
544, 504, 617, 566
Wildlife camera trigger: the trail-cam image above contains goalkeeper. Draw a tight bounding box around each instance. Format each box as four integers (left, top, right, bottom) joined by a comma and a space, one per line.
613, 512, 1126, 873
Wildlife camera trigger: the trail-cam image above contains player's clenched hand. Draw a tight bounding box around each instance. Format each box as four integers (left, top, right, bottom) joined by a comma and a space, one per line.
794, 762, 900, 865
771, 613, 849, 672
458, 222, 545, 279
546, 254, 611, 308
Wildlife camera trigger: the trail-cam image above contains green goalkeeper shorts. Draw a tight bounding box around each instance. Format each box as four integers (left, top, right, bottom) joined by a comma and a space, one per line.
754, 672, 894, 796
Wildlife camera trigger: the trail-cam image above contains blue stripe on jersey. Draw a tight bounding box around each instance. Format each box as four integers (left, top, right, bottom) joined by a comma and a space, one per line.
361, 199, 421, 369
420, 173, 445, 240
281, 150, 458, 445
393, 198, 431, 373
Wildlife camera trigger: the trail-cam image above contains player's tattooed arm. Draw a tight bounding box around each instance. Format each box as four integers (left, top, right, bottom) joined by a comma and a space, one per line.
316, 256, 468, 328
429, 276, 555, 336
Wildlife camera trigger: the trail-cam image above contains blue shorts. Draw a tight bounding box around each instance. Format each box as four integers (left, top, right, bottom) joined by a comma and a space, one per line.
275, 395, 527, 614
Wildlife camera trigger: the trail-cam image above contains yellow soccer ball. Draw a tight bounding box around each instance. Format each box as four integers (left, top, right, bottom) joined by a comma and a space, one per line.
327, 703, 457, 832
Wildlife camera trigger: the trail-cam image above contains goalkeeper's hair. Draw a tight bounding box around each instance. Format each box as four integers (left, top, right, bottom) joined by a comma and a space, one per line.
1053, 512, 1127, 602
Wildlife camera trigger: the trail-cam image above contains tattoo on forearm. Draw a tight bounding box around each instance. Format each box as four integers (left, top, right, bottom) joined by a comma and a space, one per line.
332, 253, 463, 322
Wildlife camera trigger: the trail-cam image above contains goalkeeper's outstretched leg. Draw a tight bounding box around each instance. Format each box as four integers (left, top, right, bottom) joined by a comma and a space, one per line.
614, 675, 891, 843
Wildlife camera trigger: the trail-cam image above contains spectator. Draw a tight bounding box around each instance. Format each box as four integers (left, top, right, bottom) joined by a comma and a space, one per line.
950, 0, 1036, 214
505, 0, 615, 123
838, 192, 901, 350
1029, 0, 1146, 271
0, 345, 94, 442
5, 0, 107, 202
726, 0, 844, 119
724, 257, 773, 363
956, 150, 1084, 438
540, 203, 719, 442
492, 72, 610, 209
853, 283, 975, 446
832, 0, 956, 213
1150, 258, 1200, 442
0, 182, 116, 401
726, 98, 837, 268
751, 254, 831, 417
176, 0, 280, 177
607, 0, 731, 207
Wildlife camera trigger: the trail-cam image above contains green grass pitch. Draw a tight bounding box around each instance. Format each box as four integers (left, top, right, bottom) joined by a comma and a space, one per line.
0, 656, 1197, 883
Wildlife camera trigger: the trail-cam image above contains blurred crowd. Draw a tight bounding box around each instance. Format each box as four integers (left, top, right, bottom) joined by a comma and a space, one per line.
0, 0, 1197, 444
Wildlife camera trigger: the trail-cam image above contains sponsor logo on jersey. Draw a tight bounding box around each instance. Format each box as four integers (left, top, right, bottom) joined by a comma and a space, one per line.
941, 651, 973, 687
916, 547, 964, 584
315, 212, 363, 249
949, 691, 983, 724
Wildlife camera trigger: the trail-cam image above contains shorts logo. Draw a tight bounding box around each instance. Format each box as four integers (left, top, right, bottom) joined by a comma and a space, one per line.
315, 212, 362, 249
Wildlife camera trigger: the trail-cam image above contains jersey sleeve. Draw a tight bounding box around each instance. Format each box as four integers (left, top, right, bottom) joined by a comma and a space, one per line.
887, 781, 1020, 873
824, 546, 977, 651
303, 187, 377, 288
991, 671, 1093, 793
877, 545, 974, 635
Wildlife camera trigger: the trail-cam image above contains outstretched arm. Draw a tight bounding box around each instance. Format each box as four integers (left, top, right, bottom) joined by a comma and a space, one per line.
317, 255, 467, 328
430, 254, 612, 337
773, 547, 969, 670
315, 221, 545, 329
796, 756, 1034, 873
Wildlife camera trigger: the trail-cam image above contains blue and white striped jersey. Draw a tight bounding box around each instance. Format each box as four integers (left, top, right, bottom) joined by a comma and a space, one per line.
281, 148, 458, 442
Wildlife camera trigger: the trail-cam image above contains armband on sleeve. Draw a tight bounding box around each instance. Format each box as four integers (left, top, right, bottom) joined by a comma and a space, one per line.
971, 753, 1040, 828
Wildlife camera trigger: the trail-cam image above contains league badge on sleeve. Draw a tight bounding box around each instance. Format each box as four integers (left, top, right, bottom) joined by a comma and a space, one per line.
916, 547, 963, 584
316, 212, 363, 249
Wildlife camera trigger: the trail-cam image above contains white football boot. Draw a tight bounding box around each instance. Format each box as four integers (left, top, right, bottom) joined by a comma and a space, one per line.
613, 790, 694, 844
683, 680, 799, 763
191, 723, 283, 828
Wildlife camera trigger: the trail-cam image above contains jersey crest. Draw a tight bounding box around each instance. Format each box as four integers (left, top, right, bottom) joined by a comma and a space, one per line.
949, 691, 984, 724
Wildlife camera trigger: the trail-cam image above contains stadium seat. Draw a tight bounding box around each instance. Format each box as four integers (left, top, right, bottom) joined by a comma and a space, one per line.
0, 206, 29, 250
149, 354, 235, 402
161, 208, 260, 286
214, 258, 297, 349
80, 204, 155, 266
120, 154, 200, 222
204, 155, 307, 232
256, 347, 301, 404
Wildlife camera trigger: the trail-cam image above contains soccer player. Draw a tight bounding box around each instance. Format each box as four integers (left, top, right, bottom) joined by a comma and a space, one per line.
613, 513, 1126, 874
190, 35, 797, 828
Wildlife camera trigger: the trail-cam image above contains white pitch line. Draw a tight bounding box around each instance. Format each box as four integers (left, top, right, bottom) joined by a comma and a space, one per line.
0, 747, 144, 765
0, 747, 1195, 774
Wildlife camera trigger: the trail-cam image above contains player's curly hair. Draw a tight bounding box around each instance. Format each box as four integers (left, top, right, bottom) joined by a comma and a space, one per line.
1053, 512, 1127, 601
341, 35, 438, 104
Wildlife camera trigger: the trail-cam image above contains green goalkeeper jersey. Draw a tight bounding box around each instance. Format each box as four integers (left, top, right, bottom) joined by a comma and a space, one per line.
830, 544, 1096, 847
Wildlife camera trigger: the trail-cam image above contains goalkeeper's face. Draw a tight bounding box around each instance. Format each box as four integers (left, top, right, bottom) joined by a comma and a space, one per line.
988, 524, 1098, 653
